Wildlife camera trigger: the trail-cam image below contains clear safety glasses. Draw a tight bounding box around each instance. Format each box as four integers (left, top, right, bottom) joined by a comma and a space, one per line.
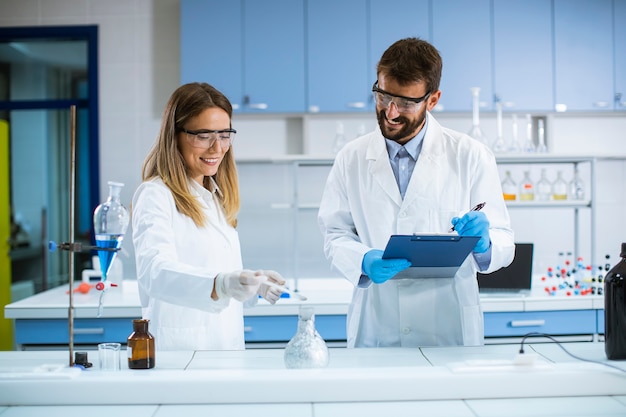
181, 128, 236, 149
372, 81, 430, 114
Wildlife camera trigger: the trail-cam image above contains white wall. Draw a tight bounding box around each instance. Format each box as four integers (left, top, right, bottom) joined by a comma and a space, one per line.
1, 0, 625, 281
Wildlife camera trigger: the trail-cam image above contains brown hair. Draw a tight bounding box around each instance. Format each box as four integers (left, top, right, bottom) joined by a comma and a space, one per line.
141, 82, 240, 228
377, 37, 443, 93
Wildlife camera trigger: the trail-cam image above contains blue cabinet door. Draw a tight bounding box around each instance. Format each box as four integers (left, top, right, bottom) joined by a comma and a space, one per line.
181, 0, 305, 113
307, 0, 370, 113
554, 0, 614, 111
368, 0, 430, 90
493, 0, 553, 112
181, 0, 243, 109
243, 0, 306, 113
431, 0, 492, 112
615, 0, 626, 110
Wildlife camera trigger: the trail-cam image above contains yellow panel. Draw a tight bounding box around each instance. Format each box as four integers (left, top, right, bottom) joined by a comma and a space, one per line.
0, 120, 13, 350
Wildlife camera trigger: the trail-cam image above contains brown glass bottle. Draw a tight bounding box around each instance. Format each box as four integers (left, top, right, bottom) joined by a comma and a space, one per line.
127, 319, 155, 369
605, 243, 626, 360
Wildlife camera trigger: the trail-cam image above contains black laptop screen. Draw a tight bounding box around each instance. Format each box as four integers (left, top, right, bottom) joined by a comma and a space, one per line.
477, 243, 533, 292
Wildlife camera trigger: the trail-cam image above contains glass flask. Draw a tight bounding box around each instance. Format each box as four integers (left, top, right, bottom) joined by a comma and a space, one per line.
492, 101, 506, 153
332, 122, 348, 154
507, 114, 522, 153
284, 306, 329, 369
536, 118, 547, 153
536, 169, 552, 201
605, 243, 626, 360
501, 171, 517, 201
519, 171, 535, 201
467, 87, 490, 147
522, 114, 535, 153
569, 167, 585, 200
127, 319, 155, 369
551, 171, 568, 200
93, 181, 129, 281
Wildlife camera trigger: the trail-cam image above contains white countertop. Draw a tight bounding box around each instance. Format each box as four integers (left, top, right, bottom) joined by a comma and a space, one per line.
0, 343, 625, 416
4, 278, 604, 320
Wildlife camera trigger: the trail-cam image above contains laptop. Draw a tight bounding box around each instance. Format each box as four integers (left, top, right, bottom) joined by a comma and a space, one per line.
478, 243, 533, 296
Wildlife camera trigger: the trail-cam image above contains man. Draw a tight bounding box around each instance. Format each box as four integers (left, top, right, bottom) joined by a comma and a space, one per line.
318, 38, 514, 348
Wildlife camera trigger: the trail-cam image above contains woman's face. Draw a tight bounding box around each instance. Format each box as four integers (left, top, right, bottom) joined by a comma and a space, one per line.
177, 107, 231, 184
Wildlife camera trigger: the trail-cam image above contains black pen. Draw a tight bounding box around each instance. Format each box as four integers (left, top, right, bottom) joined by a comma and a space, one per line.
448, 202, 486, 232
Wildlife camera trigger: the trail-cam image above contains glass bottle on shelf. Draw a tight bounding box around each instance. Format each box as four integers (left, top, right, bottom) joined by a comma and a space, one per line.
284, 306, 329, 369
536, 118, 547, 153
536, 169, 552, 201
507, 114, 522, 153
492, 101, 506, 153
551, 171, 568, 200
501, 171, 517, 201
605, 243, 626, 360
332, 122, 348, 155
569, 167, 585, 200
467, 87, 490, 148
127, 319, 155, 369
522, 114, 535, 153
519, 171, 535, 201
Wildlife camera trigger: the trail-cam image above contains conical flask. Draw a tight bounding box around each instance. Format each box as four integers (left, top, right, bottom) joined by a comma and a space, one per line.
93, 181, 129, 281
284, 306, 329, 369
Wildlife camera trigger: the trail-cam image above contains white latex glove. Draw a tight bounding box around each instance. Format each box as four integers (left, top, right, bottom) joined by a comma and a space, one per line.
255, 270, 286, 304
215, 270, 262, 301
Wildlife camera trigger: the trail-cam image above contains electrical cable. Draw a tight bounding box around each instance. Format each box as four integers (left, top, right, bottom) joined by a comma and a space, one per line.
519, 332, 626, 374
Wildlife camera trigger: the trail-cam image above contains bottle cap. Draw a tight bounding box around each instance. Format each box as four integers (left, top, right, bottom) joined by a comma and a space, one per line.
621, 243, 626, 258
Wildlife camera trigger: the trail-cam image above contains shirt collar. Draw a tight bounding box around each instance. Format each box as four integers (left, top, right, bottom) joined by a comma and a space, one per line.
385, 116, 429, 160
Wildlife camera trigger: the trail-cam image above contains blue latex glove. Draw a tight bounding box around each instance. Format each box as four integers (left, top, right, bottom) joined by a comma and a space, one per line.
450, 211, 490, 253
362, 249, 411, 284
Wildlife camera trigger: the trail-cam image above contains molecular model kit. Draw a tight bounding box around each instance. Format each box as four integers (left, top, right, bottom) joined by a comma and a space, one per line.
539, 251, 611, 297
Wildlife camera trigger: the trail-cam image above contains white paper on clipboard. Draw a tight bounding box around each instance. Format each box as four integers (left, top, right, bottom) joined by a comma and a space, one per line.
382, 234, 480, 278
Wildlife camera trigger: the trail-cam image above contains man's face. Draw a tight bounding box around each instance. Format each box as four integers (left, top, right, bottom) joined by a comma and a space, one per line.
375, 73, 437, 145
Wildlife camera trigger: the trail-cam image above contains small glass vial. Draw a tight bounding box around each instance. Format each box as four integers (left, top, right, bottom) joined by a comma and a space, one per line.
569, 167, 585, 200
535, 169, 552, 201
127, 319, 155, 369
284, 306, 329, 369
551, 171, 568, 200
519, 171, 535, 201
501, 171, 517, 201
605, 243, 626, 360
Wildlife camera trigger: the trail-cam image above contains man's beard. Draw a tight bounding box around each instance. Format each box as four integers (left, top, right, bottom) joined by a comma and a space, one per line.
377, 108, 426, 143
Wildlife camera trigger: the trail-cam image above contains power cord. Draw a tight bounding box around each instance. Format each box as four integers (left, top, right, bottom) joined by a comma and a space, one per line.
519, 332, 626, 374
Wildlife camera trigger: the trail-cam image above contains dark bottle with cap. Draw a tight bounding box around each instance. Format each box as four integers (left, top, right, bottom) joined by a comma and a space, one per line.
605, 243, 626, 360
127, 319, 155, 369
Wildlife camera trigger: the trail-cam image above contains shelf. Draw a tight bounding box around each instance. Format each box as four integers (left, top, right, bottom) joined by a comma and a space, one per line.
505, 200, 591, 208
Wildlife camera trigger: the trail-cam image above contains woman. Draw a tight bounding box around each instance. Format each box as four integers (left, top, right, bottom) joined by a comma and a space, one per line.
132, 82, 284, 350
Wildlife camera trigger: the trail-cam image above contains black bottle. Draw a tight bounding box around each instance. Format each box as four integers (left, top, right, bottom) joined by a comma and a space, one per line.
127, 319, 155, 369
605, 243, 626, 360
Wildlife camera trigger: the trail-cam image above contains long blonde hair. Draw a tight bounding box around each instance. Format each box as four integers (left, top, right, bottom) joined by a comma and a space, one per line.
141, 82, 240, 228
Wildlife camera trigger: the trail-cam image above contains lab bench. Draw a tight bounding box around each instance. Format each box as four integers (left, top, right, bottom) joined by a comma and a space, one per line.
1, 344, 625, 416
4, 279, 606, 350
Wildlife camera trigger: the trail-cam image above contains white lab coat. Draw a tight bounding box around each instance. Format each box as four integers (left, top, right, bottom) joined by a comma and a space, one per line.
132, 177, 248, 351
318, 113, 515, 348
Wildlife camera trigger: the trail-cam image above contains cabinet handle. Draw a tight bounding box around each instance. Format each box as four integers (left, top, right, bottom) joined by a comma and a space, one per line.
592, 101, 609, 108
347, 102, 366, 109
247, 103, 268, 110
73, 327, 105, 335
244, 326, 253, 333
510, 320, 545, 327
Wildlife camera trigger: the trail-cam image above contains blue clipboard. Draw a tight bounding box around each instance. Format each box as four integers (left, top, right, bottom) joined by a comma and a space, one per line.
382, 234, 480, 278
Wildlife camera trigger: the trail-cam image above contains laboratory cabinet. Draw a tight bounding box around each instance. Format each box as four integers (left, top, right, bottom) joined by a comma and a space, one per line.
180, 0, 306, 113
483, 309, 597, 338
492, 0, 554, 112
180, 0, 626, 114
553, 0, 615, 112
431, 0, 492, 112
